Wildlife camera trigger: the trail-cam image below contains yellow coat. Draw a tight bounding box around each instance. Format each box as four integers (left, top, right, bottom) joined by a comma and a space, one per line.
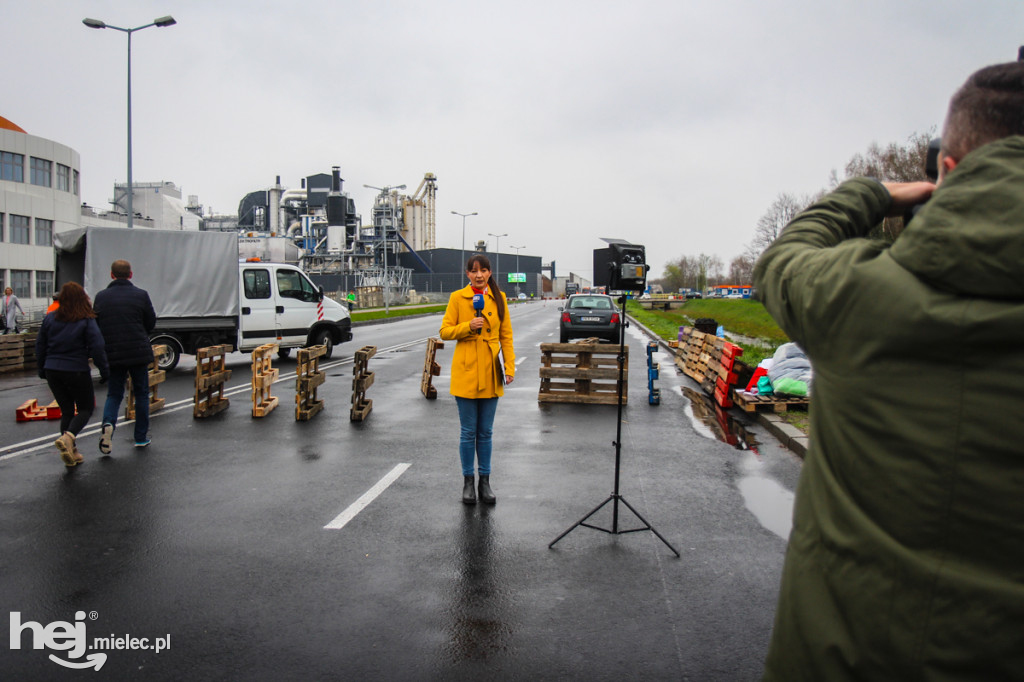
439, 285, 515, 399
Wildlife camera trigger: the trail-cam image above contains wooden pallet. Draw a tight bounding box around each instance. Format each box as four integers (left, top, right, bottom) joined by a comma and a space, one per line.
538, 341, 626, 405
421, 338, 444, 399
0, 335, 25, 373
251, 343, 280, 417
126, 344, 168, 420
732, 390, 809, 413
675, 328, 743, 408
16, 398, 62, 422
350, 345, 377, 421
296, 345, 327, 421
194, 345, 232, 418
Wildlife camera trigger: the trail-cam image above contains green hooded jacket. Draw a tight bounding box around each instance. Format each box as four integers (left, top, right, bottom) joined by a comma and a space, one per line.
754, 136, 1024, 681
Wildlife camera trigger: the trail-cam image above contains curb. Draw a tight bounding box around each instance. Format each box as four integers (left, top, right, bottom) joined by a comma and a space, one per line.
628, 314, 808, 459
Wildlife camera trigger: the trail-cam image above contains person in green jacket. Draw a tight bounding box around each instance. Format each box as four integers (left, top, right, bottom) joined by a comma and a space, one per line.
755, 61, 1024, 681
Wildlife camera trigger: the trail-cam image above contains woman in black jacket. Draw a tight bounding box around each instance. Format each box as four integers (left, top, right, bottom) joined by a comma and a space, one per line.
36, 282, 109, 467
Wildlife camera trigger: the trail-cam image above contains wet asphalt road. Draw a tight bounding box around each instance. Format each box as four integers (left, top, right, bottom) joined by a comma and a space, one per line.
0, 301, 803, 680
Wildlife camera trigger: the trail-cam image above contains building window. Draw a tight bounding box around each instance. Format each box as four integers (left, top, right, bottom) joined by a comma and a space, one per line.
9, 215, 30, 244
35, 218, 53, 246
0, 213, 4, 241
1, 151, 24, 182
57, 164, 71, 192
11, 270, 31, 299
35, 271, 54, 300
30, 157, 52, 187
73, 169, 80, 195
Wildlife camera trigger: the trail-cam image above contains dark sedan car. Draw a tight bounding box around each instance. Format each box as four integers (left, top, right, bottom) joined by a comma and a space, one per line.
559, 294, 621, 343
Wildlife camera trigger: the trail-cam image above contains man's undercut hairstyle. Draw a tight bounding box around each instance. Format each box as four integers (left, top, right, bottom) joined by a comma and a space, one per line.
943, 61, 1024, 161
111, 259, 132, 279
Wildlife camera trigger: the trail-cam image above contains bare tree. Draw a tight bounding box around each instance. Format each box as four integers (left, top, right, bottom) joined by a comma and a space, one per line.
727, 254, 755, 284
748, 193, 806, 260
844, 128, 935, 240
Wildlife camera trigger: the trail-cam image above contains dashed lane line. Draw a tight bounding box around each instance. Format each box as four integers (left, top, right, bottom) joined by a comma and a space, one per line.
324, 463, 412, 530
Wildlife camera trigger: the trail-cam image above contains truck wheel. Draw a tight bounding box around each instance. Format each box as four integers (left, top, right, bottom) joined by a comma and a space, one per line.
312, 330, 334, 359
277, 347, 291, 359
151, 336, 182, 372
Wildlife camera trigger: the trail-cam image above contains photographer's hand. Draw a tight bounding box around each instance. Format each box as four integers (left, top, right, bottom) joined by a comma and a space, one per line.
883, 181, 936, 217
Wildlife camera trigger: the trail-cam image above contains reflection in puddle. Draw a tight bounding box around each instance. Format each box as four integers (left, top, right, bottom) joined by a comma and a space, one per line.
682, 387, 793, 540
737, 456, 793, 540
682, 387, 758, 451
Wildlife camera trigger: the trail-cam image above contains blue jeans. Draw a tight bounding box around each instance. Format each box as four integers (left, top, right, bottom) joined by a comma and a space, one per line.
455, 397, 499, 477
102, 364, 150, 443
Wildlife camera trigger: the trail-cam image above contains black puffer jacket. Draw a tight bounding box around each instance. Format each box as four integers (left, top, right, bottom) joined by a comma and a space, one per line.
94, 279, 157, 367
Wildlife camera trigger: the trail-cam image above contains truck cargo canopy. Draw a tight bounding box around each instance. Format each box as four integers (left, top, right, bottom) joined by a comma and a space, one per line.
55, 227, 240, 318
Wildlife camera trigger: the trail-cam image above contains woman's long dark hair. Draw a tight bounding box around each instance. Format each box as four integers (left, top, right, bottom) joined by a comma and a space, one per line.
466, 254, 506, 323
55, 282, 96, 323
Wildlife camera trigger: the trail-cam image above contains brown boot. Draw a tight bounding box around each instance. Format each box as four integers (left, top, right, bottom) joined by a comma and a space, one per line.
55, 432, 79, 467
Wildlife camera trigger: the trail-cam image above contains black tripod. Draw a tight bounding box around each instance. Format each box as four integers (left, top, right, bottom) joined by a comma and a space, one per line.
549, 293, 680, 557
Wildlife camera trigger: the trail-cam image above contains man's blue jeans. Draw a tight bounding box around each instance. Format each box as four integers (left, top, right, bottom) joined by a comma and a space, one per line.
102, 364, 150, 443
455, 397, 499, 476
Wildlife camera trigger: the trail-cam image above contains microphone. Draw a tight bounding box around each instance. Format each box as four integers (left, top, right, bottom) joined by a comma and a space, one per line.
472, 293, 485, 334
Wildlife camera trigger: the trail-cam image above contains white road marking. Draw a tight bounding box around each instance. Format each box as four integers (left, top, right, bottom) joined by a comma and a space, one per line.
324, 463, 411, 530
0, 338, 429, 463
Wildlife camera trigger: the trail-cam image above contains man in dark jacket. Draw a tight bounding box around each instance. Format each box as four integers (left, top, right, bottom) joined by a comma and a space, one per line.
94, 259, 157, 452
755, 61, 1024, 680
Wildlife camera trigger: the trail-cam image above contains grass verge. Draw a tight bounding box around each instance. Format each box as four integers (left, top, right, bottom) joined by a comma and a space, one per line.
626, 299, 788, 366
351, 305, 447, 323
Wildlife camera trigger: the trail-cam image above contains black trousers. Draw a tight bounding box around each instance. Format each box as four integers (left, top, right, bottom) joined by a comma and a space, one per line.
45, 370, 95, 437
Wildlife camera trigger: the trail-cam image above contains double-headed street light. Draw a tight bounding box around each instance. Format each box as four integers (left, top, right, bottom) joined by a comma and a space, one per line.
451, 210, 477, 275
488, 232, 508, 283
83, 15, 177, 229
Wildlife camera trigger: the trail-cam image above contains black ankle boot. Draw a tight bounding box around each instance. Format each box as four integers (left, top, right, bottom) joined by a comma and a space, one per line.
478, 475, 496, 505
462, 476, 477, 504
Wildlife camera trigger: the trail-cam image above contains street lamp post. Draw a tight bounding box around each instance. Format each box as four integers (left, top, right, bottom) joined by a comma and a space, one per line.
84, 15, 176, 229
488, 232, 508, 285
510, 245, 525, 297
451, 210, 477, 278
365, 183, 406, 314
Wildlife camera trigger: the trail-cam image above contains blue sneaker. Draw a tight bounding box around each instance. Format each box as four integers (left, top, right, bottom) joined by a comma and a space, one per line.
134, 438, 151, 448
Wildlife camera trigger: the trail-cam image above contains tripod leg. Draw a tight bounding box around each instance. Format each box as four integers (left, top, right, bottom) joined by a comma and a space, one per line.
548, 495, 615, 548
617, 495, 681, 558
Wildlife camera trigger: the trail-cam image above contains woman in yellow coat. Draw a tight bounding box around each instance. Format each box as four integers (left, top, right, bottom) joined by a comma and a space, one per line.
439, 255, 515, 505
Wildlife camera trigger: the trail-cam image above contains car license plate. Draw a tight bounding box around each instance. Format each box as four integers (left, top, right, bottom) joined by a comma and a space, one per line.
581, 316, 600, 322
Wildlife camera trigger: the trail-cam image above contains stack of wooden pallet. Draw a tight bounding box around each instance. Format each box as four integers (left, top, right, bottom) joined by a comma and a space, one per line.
732, 391, 809, 413
538, 340, 625, 405
251, 343, 280, 418
126, 344, 168, 420
0, 334, 34, 373
194, 345, 232, 418
296, 345, 327, 421
675, 327, 743, 409
350, 345, 377, 421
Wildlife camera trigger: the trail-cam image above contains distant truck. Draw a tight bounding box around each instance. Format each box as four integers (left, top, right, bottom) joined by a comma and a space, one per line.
55, 227, 353, 370
564, 282, 579, 296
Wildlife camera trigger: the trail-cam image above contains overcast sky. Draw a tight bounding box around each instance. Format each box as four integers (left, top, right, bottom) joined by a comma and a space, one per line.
5, 0, 1022, 280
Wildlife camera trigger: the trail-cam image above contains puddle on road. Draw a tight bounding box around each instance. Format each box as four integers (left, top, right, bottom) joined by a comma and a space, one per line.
682, 387, 793, 540
681, 387, 758, 451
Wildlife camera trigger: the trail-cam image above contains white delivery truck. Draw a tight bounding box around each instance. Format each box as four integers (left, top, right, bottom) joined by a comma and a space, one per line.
55, 227, 353, 370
